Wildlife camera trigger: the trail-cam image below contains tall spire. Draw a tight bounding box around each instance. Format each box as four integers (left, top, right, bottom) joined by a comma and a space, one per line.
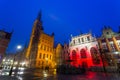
37, 10, 42, 21
36, 10, 44, 30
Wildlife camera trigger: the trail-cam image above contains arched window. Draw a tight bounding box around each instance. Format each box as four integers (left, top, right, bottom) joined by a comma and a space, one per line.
80, 49, 87, 58
39, 53, 42, 59
90, 47, 100, 64
72, 50, 77, 60
43, 54, 45, 59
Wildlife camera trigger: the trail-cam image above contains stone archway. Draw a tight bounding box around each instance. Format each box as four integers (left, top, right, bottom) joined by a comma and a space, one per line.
72, 50, 77, 60
80, 49, 87, 58
71, 50, 77, 66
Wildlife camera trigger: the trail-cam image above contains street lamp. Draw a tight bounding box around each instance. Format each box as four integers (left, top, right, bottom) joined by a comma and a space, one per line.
17, 45, 22, 51
9, 45, 22, 76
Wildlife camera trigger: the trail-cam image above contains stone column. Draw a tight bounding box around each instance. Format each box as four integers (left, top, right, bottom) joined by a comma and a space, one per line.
112, 36, 120, 51
98, 39, 102, 50
105, 38, 112, 52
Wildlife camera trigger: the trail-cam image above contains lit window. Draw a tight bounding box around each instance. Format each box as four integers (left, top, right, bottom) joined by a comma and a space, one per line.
39, 53, 41, 59
50, 55, 51, 60
42, 61, 44, 65
41, 45, 43, 49
43, 54, 45, 59
44, 45, 46, 50
47, 54, 48, 58
38, 61, 40, 65
47, 46, 49, 51
50, 48, 52, 52
49, 48, 50, 51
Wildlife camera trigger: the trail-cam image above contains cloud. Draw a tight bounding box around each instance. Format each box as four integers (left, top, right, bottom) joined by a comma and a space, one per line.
49, 14, 60, 21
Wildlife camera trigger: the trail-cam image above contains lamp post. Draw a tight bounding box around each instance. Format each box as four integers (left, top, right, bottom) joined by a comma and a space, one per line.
9, 45, 22, 76
16, 45, 22, 67
9, 54, 15, 76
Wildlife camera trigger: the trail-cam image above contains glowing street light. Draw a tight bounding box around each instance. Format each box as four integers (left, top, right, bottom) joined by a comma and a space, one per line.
9, 45, 22, 76
17, 45, 22, 50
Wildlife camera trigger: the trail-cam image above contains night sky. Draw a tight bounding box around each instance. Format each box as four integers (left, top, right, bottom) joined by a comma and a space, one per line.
0, 0, 120, 53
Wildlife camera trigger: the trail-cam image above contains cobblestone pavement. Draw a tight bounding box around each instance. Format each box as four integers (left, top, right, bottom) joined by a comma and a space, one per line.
1, 69, 120, 80
0, 76, 18, 80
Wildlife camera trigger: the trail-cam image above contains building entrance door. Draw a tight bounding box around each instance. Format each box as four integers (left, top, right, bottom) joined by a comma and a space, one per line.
82, 62, 88, 68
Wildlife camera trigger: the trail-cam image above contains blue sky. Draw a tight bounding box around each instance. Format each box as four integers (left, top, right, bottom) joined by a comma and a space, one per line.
0, 0, 120, 52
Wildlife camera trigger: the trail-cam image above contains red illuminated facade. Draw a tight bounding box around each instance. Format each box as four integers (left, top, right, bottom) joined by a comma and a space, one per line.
69, 33, 103, 68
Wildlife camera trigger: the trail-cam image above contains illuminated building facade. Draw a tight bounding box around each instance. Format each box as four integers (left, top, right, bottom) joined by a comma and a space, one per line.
54, 43, 63, 67
54, 43, 70, 67
98, 26, 120, 66
69, 33, 102, 68
26, 12, 55, 68
0, 30, 12, 63
1, 54, 15, 70
63, 43, 69, 64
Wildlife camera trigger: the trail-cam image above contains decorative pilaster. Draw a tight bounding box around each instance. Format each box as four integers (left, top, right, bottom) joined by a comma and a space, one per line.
112, 36, 120, 51
105, 38, 112, 52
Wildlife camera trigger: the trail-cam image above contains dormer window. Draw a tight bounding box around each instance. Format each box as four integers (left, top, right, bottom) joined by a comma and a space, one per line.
106, 32, 109, 35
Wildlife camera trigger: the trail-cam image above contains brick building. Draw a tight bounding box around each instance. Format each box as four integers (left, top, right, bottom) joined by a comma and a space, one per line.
0, 30, 12, 63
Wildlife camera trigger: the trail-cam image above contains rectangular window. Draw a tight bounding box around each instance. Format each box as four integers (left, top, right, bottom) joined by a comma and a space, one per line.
103, 45, 107, 49
41, 45, 43, 49
42, 61, 44, 65
50, 55, 51, 60
110, 44, 113, 47
47, 46, 49, 51
44, 45, 46, 51
50, 48, 52, 52
39, 53, 41, 59
47, 54, 48, 58
38, 61, 40, 65
81, 38, 84, 42
43, 54, 45, 59
78, 38, 80, 43
87, 36, 90, 41
73, 40, 75, 44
